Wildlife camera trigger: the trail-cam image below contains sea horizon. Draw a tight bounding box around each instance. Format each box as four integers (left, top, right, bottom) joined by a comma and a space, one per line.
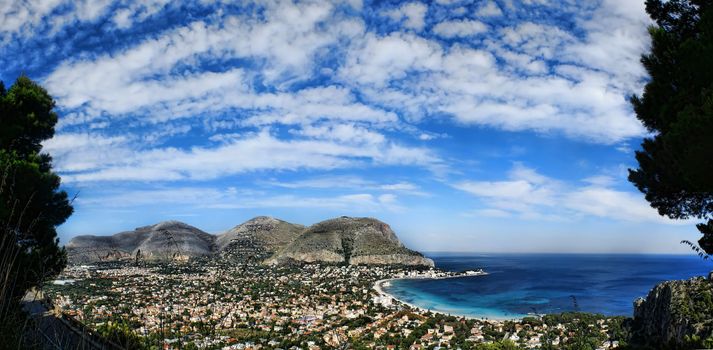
382, 253, 712, 319
422, 251, 706, 256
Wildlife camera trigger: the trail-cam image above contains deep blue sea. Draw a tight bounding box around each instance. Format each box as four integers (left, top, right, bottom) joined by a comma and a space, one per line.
383, 253, 712, 319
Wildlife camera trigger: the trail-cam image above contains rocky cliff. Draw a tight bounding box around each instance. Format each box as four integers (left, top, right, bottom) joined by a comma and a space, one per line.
631, 274, 713, 348
267, 217, 434, 267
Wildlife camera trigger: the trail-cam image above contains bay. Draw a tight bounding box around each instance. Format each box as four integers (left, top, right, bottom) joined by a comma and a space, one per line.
383, 253, 712, 319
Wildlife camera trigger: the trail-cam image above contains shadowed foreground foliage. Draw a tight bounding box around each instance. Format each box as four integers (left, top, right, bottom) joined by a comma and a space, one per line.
0, 76, 73, 348
629, 0, 713, 254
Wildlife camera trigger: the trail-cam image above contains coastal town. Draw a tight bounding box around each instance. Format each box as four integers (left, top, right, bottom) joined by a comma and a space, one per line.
4, 0, 713, 349
44, 259, 629, 349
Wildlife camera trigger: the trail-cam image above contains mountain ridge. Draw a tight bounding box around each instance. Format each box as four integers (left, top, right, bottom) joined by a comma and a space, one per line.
66, 216, 433, 267
66, 221, 215, 263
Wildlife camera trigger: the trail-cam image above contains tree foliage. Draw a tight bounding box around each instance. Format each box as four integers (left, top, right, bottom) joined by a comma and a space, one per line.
0, 75, 72, 305
629, 0, 713, 254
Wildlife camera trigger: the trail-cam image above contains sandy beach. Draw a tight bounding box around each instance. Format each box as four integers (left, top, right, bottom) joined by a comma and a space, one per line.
372, 273, 522, 322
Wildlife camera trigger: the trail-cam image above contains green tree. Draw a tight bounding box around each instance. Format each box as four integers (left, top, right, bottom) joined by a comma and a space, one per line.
97, 320, 148, 350
0, 76, 73, 307
628, 0, 713, 254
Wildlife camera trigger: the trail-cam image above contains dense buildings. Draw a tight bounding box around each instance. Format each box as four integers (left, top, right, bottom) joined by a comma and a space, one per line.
45, 259, 627, 349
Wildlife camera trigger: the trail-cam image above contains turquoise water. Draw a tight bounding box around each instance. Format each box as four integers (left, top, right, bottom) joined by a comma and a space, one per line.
383, 254, 712, 319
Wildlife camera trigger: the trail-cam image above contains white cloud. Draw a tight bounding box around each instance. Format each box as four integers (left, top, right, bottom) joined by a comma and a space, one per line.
582, 175, 616, 187
336, 2, 649, 143
469, 208, 511, 218
45, 1, 366, 120
563, 187, 667, 223
379, 182, 419, 192
265, 176, 426, 194
360, 40, 644, 142
340, 32, 443, 87
568, 0, 650, 92
432, 19, 488, 38
0, 0, 65, 38
476, 2, 503, 17
40, 0, 650, 150
79, 187, 404, 213
53, 130, 441, 183
80, 0, 112, 19
111, 0, 171, 29
42, 133, 133, 172
31, 0, 653, 195
499, 22, 575, 59
457, 180, 539, 200
112, 9, 133, 28
142, 124, 193, 144
227, 86, 398, 129
292, 123, 385, 145
266, 176, 371, 189
454, 164, 685, 224
209, 191, 406, 212
36, 1, 452, 187
0, 0, 173, 42
384, 2, 428, 30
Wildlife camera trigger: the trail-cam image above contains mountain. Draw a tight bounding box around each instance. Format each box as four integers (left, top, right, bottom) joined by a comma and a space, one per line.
66, 216, 433, 267
216, 216, 304, 262
266, 216, 434, 267
66, 221, 216, 263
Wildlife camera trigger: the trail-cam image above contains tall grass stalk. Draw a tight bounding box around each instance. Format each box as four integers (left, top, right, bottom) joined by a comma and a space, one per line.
1, 162, 58, 349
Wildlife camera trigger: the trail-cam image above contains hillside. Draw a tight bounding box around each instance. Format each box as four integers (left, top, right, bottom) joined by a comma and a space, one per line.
216, 216, 304, 262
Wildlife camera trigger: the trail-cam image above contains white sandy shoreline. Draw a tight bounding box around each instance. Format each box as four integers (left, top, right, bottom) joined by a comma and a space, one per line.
373, 273, 524, 322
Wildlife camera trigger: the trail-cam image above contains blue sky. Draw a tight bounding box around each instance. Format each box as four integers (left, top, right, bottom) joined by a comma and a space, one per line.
0, 0, 700, 253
